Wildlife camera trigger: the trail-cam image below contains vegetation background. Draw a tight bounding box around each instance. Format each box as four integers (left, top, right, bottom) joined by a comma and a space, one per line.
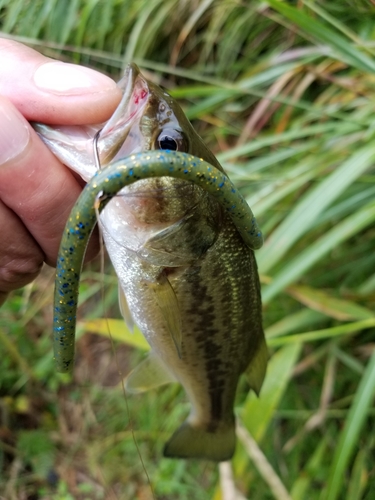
1, 0, 375, 498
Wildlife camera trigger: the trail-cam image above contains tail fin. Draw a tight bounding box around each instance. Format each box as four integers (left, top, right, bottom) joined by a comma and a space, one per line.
163, 421, 236, 461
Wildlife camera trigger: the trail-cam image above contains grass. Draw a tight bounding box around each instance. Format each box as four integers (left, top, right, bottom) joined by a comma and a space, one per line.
1, 0, 375, 498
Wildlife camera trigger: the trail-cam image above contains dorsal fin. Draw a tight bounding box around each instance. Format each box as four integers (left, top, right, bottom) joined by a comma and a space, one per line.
245, 337, 268, 396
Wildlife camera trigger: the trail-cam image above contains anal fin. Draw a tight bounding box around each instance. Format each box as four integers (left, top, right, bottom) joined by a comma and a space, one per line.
118, 284, 135, 332
125, 353, 176, 394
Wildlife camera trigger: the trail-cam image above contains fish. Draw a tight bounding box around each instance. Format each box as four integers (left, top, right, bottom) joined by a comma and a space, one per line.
33, 63, 268, 462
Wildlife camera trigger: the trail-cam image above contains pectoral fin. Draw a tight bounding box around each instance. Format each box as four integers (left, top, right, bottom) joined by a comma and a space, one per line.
118, 284, 135, 332
141, 204, 218, 265
125, 353, 176, 393
244, 337, 268, 396
145, 209, 194, 245
140, 212, 196, 266
150, 273, 182, 358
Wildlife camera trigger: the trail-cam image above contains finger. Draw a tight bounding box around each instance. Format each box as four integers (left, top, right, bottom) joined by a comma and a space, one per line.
0, 96, 99, 266
0, 38, 121, 124
0, 199, 43, 297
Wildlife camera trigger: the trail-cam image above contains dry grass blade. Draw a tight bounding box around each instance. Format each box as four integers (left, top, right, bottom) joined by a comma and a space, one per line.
236, 422, 292, 500
219, 462, 247, 500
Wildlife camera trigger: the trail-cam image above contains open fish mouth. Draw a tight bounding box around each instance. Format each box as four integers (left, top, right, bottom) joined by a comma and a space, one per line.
96, 64, 150, 165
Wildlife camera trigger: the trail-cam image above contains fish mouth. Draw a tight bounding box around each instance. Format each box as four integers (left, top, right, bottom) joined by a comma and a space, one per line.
97, 63, 149, 165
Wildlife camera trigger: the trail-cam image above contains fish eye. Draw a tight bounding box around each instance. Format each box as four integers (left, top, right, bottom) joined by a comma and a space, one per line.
156, 129, 188, 152
159, 135, 178, 150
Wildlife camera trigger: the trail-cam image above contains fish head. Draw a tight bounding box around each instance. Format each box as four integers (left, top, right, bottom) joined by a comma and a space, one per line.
99, 65, 224, 258
98, 63, 223, 172
33, 63, 223, 179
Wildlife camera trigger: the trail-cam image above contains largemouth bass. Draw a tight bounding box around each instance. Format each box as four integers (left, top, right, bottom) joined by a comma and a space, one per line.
34, 64, 267, 462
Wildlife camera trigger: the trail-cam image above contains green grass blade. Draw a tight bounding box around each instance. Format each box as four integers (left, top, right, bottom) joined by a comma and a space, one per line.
79, 319, 150, 351
241, 343, 302, 441
346, 449, 369, 500
257, 144, 375, 274
268, 319, 375, 348
262, 200, 375, 304
323, 348, 375, 500
217, 122, 358, 162
291, 439, 327, 500
301, 0, 367, 47
263, 0, 375, 73
286, 285, 374, 321
266, 309, 326, 339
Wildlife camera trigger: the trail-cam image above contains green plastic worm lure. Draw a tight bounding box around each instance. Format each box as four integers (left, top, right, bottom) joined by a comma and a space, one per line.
53, 150, 262, 373
38, 63, 268, 461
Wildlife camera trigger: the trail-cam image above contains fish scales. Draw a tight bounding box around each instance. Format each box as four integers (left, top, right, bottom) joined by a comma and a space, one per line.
34, 63, 267, 461
104, 211, 262, 416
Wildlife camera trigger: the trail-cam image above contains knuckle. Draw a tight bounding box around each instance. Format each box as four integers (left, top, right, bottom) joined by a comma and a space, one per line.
0, 255, 44, 292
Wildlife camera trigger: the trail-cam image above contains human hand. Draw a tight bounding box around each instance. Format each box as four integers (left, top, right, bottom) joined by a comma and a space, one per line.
0, 39, 121, 305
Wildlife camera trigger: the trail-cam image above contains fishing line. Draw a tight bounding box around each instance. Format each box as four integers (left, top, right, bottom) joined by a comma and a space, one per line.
92, 193, 121, 500
93, 129, 102, 172
93, 179, 156, 499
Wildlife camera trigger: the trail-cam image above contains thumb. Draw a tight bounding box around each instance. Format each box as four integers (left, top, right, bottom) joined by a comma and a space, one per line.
0, 38, 121, 124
